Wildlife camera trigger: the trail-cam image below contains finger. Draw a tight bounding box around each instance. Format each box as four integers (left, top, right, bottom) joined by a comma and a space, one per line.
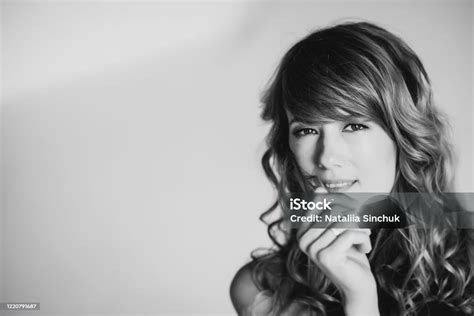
296, 213, 331, 240
296, 222, 318, 240
314, 186, 328, 194
327, 230, 372, 254
299, 225, 357, 254
331, 228, 370, 238
330, 228, 345, 236
346, 247, 371, 268
355, 228, 371, 236
306, 228, 340, 258
298, 228, 326, 254
341, 229, 372, 253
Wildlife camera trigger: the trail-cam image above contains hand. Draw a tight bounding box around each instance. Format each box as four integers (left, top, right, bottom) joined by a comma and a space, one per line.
294, 187, 368, 237
297, 188, 380, 316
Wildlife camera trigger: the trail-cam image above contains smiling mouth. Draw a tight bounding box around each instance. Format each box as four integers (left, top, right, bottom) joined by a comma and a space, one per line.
322, 180, 357, 192
307, 177, 358, 192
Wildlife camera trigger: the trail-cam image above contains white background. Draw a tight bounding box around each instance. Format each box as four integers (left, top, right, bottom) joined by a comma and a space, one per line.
1, 1, 473, 315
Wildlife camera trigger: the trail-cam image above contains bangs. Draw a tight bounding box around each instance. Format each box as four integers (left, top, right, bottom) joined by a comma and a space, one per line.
281, 39, 384, 125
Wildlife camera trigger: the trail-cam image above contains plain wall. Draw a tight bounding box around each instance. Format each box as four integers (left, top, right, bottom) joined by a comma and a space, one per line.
1, 1, 472, 315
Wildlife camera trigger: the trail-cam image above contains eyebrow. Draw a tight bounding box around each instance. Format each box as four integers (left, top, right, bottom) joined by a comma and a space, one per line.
289, 118, 326, 127
289, 116, 371, 127
289, 118, 307, 128
289, 118, 299, 126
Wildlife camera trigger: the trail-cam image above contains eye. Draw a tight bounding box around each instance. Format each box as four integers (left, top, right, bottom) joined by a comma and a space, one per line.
293, 127, 318, 137
343, 123, 369, 132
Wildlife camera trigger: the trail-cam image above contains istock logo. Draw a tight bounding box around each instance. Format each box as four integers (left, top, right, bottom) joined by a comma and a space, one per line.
289, 198, 333, 211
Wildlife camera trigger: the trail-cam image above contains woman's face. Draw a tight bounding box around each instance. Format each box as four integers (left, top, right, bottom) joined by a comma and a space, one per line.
287, 111, 397, 193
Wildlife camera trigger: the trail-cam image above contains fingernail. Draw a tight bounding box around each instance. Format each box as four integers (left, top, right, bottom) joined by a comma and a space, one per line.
331, 228, 344, 236
314, 187, 327, 193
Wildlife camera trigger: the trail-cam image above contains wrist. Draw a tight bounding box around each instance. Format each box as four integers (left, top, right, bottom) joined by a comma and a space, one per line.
344, 301, 379, 316
343, 290, 379, 316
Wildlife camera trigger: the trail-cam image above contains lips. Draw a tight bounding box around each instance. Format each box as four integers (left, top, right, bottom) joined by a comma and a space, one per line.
322, 180, 357, 192
306, 176, 358, 192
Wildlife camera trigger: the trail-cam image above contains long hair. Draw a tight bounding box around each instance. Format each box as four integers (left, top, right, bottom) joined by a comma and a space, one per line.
251, 22, 474, 316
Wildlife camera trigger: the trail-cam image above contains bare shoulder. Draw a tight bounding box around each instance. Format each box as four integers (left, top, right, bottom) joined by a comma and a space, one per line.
230, 262, 261, 314
230, 262, 310, 315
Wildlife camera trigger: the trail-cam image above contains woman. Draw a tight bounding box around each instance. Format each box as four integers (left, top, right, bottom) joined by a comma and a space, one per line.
230, 22, 474, 316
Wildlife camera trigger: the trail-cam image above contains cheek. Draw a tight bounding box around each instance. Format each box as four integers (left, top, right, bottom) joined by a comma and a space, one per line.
289, 139, 316, 173
353, 135, 397, 190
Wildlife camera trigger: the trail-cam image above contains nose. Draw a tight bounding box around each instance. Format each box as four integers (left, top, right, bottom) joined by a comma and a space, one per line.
315, 129, 348, 170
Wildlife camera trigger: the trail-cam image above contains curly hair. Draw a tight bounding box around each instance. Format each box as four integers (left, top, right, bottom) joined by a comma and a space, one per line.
251, 22, 474, 316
